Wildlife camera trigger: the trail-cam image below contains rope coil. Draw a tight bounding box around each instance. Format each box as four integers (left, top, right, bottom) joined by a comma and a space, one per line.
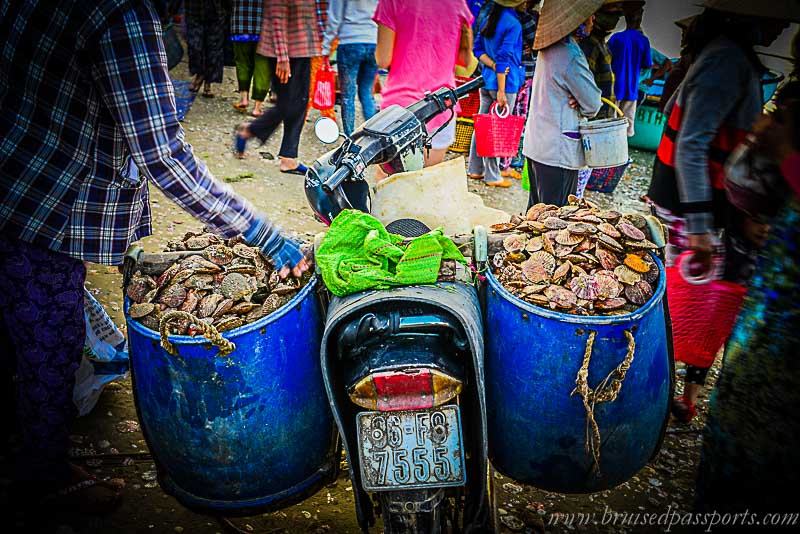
159, 310, 236, 358
570, 329, 636, 475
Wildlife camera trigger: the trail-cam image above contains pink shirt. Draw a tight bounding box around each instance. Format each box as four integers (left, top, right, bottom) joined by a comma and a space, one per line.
373, 0, 473, 131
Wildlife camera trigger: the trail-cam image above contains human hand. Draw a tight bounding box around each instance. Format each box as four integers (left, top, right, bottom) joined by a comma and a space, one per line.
496, 90, 508, 111
244, 219, 309, 279
276, 60, 291, 84
687, 232, 715, 275
568, 94, 579, 110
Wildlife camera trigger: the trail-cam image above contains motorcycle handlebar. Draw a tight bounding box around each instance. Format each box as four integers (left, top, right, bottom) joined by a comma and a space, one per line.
322, 166, 352, 193
454, 76, 485, 99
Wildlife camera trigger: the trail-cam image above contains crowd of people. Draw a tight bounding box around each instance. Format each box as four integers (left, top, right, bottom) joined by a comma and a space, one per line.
1, 0, 799, 524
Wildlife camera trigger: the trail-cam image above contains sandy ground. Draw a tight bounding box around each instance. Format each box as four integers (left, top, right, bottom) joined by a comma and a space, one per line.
4, 59, 718, 534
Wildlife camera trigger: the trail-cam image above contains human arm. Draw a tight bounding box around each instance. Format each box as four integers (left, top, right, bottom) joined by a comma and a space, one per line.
375, 23, 394, 69
321, 0, 345, 57
563, 54, 602, 118
458, 24, 473, 68
272, 0, 291, 82
90, 4, 306, 273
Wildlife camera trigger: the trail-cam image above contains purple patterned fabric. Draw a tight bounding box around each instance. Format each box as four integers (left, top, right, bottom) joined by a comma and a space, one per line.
0, 234, 86, 488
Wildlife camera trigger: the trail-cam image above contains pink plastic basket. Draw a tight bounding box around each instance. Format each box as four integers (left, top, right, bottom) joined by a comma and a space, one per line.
666, 253, 747, 368
474, 103, 525, 158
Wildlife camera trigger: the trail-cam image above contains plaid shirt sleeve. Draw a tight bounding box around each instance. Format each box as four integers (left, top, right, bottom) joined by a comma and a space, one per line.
89, 4, 266, 240
271, 0, 291, 62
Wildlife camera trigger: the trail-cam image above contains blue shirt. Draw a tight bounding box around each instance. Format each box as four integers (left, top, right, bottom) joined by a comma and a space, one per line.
473, 7, 524, 93
608, 29, 652, 101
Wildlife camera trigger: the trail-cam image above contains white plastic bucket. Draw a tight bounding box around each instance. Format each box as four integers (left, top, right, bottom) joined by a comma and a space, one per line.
580, 117, 629, 168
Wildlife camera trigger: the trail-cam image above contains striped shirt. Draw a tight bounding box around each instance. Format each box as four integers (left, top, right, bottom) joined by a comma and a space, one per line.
258, 0, 322, 61
580, 31, 616, 119
0, 0, 264, 265
231, 0, 263, 38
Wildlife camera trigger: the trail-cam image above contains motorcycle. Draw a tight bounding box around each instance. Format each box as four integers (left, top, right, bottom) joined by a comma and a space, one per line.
306, 78, 493, 533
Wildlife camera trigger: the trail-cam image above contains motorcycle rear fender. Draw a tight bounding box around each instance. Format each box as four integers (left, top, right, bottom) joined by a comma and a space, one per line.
320, 283, 489, 532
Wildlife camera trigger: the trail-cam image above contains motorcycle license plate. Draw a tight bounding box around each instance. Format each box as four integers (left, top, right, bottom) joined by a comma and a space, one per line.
356, 406, 465, 491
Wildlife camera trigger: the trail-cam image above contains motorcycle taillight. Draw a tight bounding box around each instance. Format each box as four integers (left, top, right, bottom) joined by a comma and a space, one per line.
348, 368, 462, 411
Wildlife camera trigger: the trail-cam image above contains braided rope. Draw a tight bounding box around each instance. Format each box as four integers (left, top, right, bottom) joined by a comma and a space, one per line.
571, 329, 637, 475
159, 310, 235, 358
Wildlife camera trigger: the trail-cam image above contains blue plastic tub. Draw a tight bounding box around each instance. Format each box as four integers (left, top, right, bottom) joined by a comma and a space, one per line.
125, 277, 338, 515
484, 257, 670, 493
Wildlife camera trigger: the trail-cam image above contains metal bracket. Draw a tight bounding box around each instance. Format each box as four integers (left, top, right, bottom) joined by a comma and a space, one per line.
473, 225, 488, 264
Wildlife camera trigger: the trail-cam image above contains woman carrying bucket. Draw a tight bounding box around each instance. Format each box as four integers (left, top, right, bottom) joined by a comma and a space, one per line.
646, 0, 799, 423
521, 0, 602, 209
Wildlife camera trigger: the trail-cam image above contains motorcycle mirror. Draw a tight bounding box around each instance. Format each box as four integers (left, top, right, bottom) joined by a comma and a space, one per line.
314, 117, 341, 144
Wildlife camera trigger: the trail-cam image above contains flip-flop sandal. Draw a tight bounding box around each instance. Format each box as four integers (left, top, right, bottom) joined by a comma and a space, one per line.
485, 178, 512, 188
232, 126, 248, 158
468, 174, 485, 180
232, 102, 249, 113
280, 163, 309, 176
202, 90, 215, 98
188, 76, 204, 93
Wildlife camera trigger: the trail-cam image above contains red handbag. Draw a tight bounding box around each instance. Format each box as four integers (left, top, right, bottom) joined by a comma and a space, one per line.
312, 60, 336, 111
666, 252, 747, 368
473, 102, 525, 157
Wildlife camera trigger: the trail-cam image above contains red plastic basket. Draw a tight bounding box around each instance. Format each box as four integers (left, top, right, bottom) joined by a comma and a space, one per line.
455, 76, 480, 118
666, 253, 747, 368
474, 103, 525, 158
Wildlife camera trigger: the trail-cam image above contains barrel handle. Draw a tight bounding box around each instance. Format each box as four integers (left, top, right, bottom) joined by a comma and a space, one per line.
159, 310, 236, 358
570, 329, 636, 474
601, 97, 625, 119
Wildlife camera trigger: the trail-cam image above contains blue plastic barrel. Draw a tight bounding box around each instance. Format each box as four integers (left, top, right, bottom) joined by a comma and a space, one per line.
125, 277, 337, 515
484, 257, 670, 493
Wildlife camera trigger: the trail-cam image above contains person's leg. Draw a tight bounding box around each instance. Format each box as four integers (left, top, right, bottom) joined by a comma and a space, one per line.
558, 167, 580, 206
233, 42, 254, 109
278, 57, 312, 169
526, 157, 540, 211
251, 50, 271, 117
237, 57, 285, 157
185, 12, 205, 90
534, 160, 576, 206
201, 0, 226, 95
0, 236, 85, 496
467, 89, 495, 179
425, 120, 456, 167
484, 92, 517, 185
621, 100, 636, 137
336, 44, 359, 137
356, 44, 378, 123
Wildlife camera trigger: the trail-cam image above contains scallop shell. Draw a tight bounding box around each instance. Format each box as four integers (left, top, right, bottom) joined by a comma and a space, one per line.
624, 280, 654, 306
598, 233, 624, 253
614, 264, 642, 285
158, 284, 187, 308
552, 261, 572, 283
541, 233, 556, 255
521, 252, 556, 284
617, 221, 646, 241
554, 244, 575, 258
574, 237, 593, 253
597, 210, 622, 223
525, 237, 543, 253
597, 223, 622, 239
526, 203, 548, 221
544, 216, 568, 230
623, 254, 651, 273
526, 294, 550, 306
595, 245, 620, 270
129, 302, 156, 319
625, 239, 658, 250
595, 297, 627, 311
204, 244, 235, 265
567, 222, 597, 236
556, 229, 584, 246
520, 284, 548, 296
570, 274, 600, 300
506, 251, 527, 263
594, 270, 622, 299
623, 213, 648, 229
198, 293, 224, 318
490, 222, 518, 233
503, 234, 527, 253
544, 285, 578, 309
493, 251, 509, 270
641, 256, 659, 284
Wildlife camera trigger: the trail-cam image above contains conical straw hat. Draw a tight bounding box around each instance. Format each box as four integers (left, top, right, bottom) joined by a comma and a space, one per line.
534, 0, 606, 50
703, 0, 800, 22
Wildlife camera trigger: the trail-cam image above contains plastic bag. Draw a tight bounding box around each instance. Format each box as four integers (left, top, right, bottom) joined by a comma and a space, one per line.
312, 60, 336, 111
73, 288, 129, 416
